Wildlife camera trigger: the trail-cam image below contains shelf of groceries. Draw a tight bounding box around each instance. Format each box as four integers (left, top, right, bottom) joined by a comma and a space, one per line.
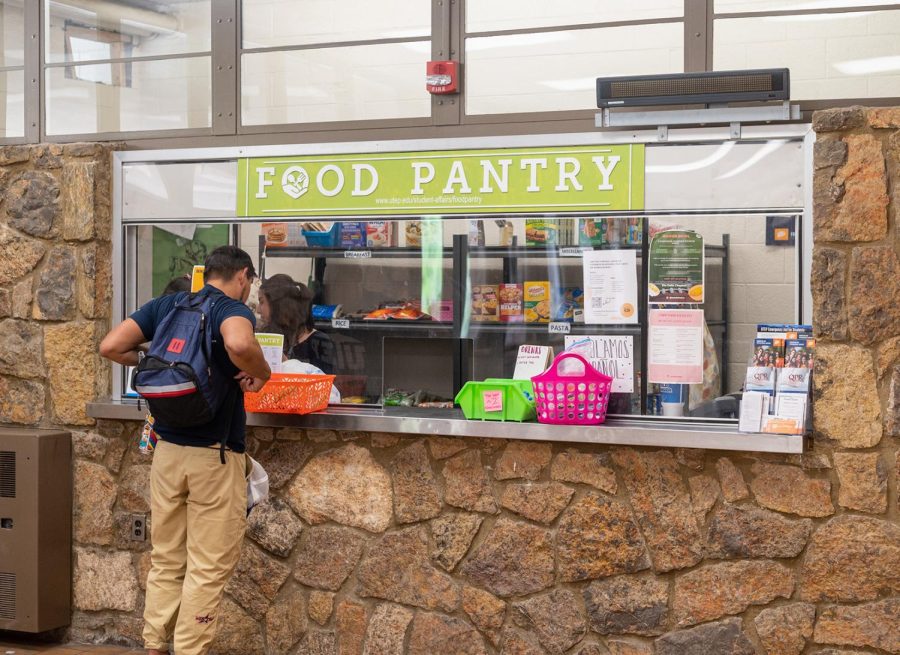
252, 215, 731, 416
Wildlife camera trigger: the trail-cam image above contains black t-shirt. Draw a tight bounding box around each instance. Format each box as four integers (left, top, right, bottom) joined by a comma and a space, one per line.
287, 331, 335, 374
130, 285, 256, 452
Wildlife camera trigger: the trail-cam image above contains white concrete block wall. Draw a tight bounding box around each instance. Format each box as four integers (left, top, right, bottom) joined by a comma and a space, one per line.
241, 0, 430, 48
241, 45, 430, 125
467, 0, 682, 32
466, 23, 684, 115
46, 57, 211, 134
715, 9, 900, 100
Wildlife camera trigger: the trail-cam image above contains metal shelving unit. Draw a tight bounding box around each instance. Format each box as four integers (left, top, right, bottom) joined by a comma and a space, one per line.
256, 229, 730, 410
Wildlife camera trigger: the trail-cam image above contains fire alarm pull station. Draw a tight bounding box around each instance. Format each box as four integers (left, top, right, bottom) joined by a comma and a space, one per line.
426, 60, 458, 94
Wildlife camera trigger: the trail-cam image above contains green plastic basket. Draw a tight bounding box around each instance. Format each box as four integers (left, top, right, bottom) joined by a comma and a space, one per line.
455, 378, 536, 422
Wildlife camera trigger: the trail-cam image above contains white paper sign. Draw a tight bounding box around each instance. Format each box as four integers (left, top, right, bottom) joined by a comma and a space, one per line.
513, 345, 554, 381
738, 391, 769, 433
582, 249, 638, 324
648, 309, 704, 384
776, 394, 808, 423
255, 333, 285, 374
565, 335, 634, 393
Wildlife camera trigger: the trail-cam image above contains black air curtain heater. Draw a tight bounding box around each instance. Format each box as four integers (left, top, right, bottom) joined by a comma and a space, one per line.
597, 69, 790, 108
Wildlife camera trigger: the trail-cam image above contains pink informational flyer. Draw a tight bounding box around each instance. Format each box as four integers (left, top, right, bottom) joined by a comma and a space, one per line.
648, 309, 704, 384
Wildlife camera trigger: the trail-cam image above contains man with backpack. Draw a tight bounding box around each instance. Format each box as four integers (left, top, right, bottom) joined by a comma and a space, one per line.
99, 246, 271, 655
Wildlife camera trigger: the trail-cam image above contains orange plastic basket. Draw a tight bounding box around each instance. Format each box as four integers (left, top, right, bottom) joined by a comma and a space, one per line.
244, 373, 335, 415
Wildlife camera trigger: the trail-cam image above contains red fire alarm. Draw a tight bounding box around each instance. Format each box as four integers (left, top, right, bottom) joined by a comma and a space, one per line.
426, 60, 458, 94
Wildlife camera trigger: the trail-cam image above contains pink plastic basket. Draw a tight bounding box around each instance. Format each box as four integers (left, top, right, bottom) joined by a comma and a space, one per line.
531, 352, 613, 425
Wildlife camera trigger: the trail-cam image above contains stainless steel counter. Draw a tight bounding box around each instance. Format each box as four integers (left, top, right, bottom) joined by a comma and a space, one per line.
87, 401, 806, 453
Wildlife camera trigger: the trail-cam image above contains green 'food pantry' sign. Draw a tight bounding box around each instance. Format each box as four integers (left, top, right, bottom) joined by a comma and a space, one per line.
236, 144, 644, 217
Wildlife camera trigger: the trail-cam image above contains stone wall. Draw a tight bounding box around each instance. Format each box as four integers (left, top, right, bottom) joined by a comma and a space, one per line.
0, 143, 115, 426
6, 110, 900, 655
73, 422, 899, 655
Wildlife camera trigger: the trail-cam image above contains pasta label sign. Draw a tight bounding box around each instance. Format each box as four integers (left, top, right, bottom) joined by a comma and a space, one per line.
237, 144, 644, 216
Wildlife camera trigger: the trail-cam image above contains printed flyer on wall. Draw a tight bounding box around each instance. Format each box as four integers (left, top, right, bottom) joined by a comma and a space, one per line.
582, 249, 638, 324
648, 309, 704, 384
564, 335, 634, 393
648, 229, 704, 304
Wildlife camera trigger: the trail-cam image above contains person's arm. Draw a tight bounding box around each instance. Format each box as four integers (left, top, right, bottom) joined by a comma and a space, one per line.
220, 315, 271, 387
99, 318, 148, 367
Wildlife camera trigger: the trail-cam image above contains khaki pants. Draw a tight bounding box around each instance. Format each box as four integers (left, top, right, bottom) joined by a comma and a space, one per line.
143, 440, 247, 655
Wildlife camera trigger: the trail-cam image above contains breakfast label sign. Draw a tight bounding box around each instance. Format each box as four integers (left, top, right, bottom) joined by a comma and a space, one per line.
237, 145, 644, 217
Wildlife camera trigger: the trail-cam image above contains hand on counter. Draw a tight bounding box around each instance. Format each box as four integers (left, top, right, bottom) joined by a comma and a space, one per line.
235, 371, 268, 393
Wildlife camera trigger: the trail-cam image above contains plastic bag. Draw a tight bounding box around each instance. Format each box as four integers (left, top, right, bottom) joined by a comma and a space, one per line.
246, 456, 269, 511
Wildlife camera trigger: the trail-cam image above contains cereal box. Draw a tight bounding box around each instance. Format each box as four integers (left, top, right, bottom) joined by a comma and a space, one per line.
405, 220, 422, 247
524, 281, 551, 323
262, 222, 304, 248
479, 285, 499, 322
340, 222, 366, 248
471, 285, 499, 322
499, 284, 523, 323
577, 218, 606, 247
366, 221, 396, 247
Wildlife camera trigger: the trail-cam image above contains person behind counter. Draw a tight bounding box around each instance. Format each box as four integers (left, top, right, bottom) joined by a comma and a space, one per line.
257, 274, 336, 374
161, 273, 192, 295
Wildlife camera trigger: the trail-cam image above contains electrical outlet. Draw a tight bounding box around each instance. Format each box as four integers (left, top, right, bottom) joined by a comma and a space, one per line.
129, 514, 147, 541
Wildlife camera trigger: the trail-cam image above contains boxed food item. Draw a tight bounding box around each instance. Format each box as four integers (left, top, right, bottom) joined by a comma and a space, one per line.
405, 220, 422, 247
577, 218, 606, 247
499, 284, 523, 323
471, 285, 499, 322
428, 299, 453, 322
626, 217, 643, 245
340, 222, 366, 248
262, 222, 305, 248
524, 281, 551, 323
525, 220, 558, 246
553, 286, 584, 322
367, 221, 396, 247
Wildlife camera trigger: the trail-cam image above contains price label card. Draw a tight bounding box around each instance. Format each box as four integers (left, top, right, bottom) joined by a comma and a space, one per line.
331, 318, 350, 329
559, 247, 590, 257
343, 250, 372, 259
482, 390, 503, 413
548, 322, 571, 334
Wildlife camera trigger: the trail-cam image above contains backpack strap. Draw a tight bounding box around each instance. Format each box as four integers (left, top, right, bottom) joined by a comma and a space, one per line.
199, 288, 235, 465
182, 286, 240, 463
218, 385, 238, 465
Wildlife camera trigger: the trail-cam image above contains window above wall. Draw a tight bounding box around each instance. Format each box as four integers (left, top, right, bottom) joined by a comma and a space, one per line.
0, 0, 25, 139
0, 0, 898, 143
713, 5, 900, 101
43, 0, 212, 137
239, 0, 432, 127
